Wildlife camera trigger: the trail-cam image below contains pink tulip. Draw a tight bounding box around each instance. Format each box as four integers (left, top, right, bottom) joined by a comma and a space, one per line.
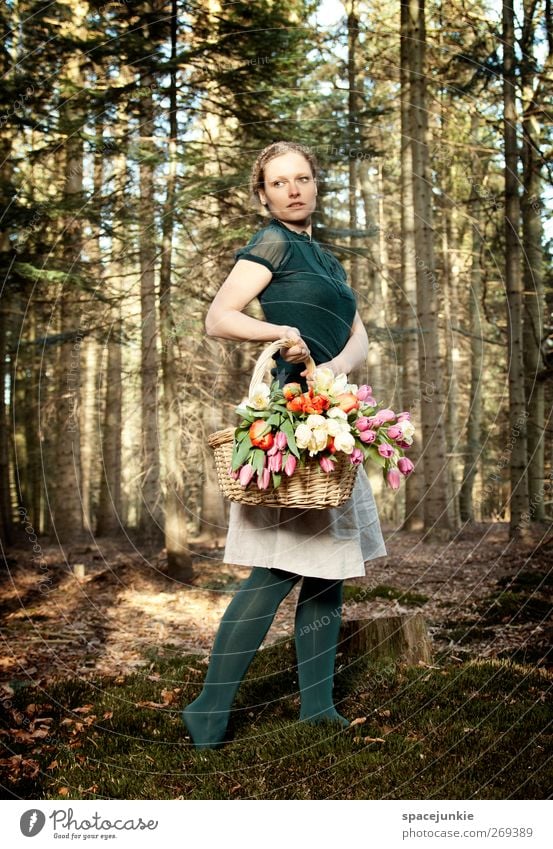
396, 439, 411, 449
356, 384, 373, 401
386, 468, 401, 489
374, 408, 396, 425
349, 447, 364, 466
359, 429, 376, 443
267, 442, 279, 456
284, 454, 297, 476
397, 411, 411, 421
257, 467, 271, 489
228, 464, 240, 481
239, 463, 254, 487
275, 431, 288, 450
398, 456, 414, 476
378, 443, 395, 458
319, 455, 336, 473
356, 416, 371, 432
387, 425, 402, 439
268, 452, 283, 472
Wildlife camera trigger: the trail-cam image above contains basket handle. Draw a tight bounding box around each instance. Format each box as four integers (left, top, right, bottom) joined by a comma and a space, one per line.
249, 338, 316, 395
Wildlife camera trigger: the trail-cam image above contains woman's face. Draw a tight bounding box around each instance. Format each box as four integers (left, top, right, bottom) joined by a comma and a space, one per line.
258, 151, 317, 227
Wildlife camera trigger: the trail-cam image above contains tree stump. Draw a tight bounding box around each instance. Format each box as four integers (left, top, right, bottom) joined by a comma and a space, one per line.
340, 614, 432, 665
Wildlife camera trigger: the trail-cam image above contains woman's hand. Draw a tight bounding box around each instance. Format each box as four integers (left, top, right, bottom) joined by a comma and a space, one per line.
278, 326, 311, 365
300, 357, 348, 389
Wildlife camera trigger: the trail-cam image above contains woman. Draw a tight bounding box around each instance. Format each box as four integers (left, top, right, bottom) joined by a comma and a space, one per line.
181, 141, 387, 749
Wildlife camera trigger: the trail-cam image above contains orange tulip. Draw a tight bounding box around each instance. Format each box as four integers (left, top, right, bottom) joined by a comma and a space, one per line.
335, 392, 359, 413
249, 419, 274, 450
283, 382, 302, 400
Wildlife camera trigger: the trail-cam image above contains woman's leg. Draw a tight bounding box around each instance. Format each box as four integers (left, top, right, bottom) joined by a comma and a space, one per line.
182, 566, 301, 748
294, 576, 349, 727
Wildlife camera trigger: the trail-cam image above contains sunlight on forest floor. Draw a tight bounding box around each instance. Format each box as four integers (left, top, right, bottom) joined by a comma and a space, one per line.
1, 521, 551, 688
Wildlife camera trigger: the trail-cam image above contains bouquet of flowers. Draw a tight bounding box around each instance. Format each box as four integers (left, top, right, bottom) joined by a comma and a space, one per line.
228, 366, 415, 492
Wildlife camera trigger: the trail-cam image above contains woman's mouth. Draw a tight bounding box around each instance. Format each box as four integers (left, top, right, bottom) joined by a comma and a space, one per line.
287, 202, 305, 208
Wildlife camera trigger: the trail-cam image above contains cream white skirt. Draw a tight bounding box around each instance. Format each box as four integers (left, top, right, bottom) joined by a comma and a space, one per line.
222, 464, 387, 579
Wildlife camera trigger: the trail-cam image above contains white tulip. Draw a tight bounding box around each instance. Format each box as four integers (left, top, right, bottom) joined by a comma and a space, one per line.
295, 423, 312, 449
334, 430, 355, 454
248, 383, 271, 410
305, 413, 327, 429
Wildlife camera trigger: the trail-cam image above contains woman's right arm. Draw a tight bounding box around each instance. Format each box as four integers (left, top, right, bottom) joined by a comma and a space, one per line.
205, 259, 308, 363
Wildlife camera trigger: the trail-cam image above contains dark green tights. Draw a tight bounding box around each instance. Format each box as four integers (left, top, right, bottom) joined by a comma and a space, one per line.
181, 566, 349, 748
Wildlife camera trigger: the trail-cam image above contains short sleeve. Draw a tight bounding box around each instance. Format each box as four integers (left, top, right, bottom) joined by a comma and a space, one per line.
234, 226, 292, 274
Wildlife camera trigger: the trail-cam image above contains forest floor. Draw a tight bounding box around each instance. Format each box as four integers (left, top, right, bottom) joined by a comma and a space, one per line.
1, 520, 551, 687
1, 521, 551, 799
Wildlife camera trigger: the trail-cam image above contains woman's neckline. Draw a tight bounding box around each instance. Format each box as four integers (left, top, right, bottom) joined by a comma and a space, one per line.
270, 217, 312, 242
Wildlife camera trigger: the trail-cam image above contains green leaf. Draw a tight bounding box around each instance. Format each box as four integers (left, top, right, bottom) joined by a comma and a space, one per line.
271, 471, 282, 489
251, 448, 266, 476
266, 412, 283, 427
236, 428, 251, 442
280, 419, 299, 458
365, 444, 386, 468
232, 436, 253, 470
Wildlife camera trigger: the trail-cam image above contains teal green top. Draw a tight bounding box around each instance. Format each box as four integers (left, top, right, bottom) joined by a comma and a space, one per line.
234, 217, 358, 389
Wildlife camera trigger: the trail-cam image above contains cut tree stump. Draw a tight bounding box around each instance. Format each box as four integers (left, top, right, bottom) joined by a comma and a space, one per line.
340, 614, 432, 665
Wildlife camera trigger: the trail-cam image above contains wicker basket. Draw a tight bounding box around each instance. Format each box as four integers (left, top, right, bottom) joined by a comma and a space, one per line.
208, 338, 358, 509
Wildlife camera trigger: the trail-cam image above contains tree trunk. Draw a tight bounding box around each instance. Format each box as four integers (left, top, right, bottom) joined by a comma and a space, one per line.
347, 0, 360, 291
406, 0, 452, 538
50, 47, 85, 544
159, 0, 193, 579
459, 116, 485, 522
138, 70, 162, 540
96, 95, 128, 536
503, 0, 529, 536
521, 0, 548, 523
399, 0, 424, 530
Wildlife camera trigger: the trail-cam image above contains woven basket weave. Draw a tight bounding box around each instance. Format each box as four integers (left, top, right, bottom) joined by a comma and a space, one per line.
208, 338, 358, 509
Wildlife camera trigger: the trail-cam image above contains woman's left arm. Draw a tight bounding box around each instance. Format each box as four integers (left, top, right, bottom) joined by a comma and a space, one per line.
301, 310, 368, 380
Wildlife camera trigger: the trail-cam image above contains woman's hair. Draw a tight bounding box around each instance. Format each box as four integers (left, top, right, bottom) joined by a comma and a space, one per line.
249, 141, 318, 205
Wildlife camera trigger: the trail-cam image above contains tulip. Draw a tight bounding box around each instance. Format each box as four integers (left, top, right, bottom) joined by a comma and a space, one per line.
349, 447, 364, 466
228, 464, 240, 481
258, 467, 271, 489
396, 411, 411, 421
378, 443, 395, 458
283, 382, 302, 400
335, 392, 360, 413
334, 429, 355, 454
239, 463, 254, 487
386, 468, 401, 490
284, 454, 297, 476
248, 383, 271, 410
274, 431, 288, 450
387, 425, 402, 439
249, 419, 274, 450
319, 455, 336, 473
268, 452, 283, 472
374, 408, 396, 425
356, 384, 373, 401
359, 429, 376, 443
326, 435, 337, 454
398, 456, 415, 476
356, 416, 371, 432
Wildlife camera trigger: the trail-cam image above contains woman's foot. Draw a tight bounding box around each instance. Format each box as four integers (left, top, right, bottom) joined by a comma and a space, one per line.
181, 701, 229, 749
299, 708, 350, 728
